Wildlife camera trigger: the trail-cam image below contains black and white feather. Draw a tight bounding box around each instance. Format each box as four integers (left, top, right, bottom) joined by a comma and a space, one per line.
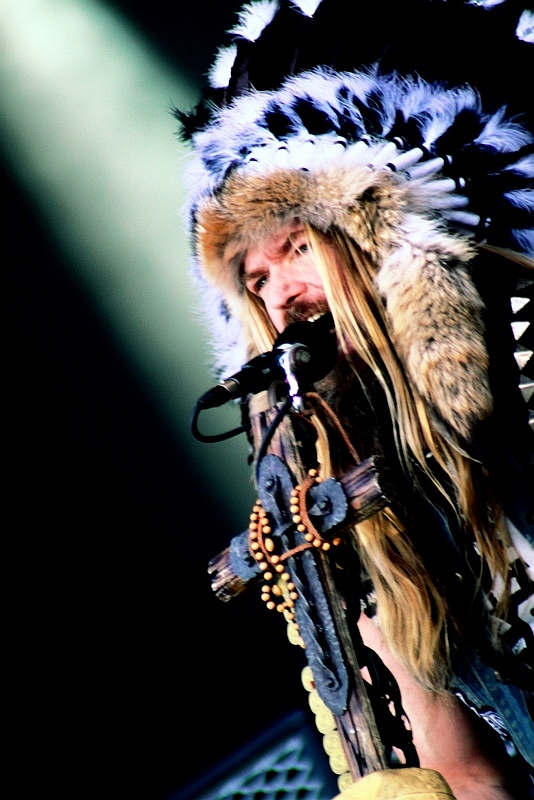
177, 0, 533, 252
175, 0, 533, 429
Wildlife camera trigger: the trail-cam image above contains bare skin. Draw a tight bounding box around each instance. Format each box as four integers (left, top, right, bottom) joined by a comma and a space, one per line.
244, 220, 520, 800
358, 614, 515, 800
242, 220, 329, 332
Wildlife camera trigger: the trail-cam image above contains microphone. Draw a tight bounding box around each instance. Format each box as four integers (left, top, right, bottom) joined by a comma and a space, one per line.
197, 313, 337, 409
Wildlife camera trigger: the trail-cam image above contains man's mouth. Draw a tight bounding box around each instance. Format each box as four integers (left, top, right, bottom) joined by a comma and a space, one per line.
284, 301, 330, 328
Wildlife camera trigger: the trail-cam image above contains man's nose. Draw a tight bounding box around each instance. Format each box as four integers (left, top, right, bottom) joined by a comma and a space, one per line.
266, 264, 306, 309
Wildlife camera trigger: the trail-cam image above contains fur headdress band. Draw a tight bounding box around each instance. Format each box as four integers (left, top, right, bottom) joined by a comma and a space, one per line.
187, 68, 533, 256
197, 134, 494, 443
176, 1, 533, 444
197, 132, 476, 299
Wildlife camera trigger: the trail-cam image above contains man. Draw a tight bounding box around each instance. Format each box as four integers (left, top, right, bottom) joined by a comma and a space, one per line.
233, 216, 533, 800
176, 3, 533, 798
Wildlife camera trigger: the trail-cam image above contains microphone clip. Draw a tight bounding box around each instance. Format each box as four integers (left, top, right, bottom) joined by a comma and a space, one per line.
276, 342, 313, 411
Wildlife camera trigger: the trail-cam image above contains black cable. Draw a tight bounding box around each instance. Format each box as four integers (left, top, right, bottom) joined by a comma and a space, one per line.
190, 400, 251, 443
254, 396, 292, 484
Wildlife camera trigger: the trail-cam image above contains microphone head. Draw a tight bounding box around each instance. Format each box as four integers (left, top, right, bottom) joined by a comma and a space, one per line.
273, 312, 337, 384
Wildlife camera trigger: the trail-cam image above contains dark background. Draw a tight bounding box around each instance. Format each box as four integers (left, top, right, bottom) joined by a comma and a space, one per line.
7, 3, 532, 800
8, 5, 308, 800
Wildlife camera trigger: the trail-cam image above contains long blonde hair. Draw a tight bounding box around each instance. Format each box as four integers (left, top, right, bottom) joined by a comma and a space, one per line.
240, 224, 513, 691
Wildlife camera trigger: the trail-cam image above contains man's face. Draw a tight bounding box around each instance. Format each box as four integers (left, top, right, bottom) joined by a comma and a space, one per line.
241, 220, 330, 333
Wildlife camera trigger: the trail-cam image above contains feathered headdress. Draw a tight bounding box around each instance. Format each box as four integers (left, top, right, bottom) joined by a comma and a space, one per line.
175, 0, 533, 442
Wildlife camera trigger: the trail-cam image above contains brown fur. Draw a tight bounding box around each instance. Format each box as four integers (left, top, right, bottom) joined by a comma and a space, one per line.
197, 165, 405, 299
196, 161, 491, 442
375, 238, 490, 441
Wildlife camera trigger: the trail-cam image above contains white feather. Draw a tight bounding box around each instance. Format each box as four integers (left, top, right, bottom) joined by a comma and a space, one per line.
208, 45, 237, 89
290, 0, 324, 16
466, 0, 506, 9
230, 0, 279, 42
516, 9, 534, 44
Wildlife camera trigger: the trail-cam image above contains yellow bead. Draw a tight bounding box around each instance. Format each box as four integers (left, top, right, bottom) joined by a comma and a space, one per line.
293, 515, 302, 524
261, 593, 270, 602
287, 624, 300, 646
254, 551, 263, 560
305, 533, 314, 542
266, 601, 275, 610
297, 524, 306, 532
262, 525, 272, 535
337, 774, 355, 793
272, 585, 282, 596
275, 564, 284, 573
264, 571, 273, 581
313, 539, 322, 548
323, 731, 344, 756
322, 542, 331, 551
259, 561, 268, 570
251, 541, 260, 551
271, 555, 280, 564
301, 666, 315, 692
264, 538, 274, 552
281, 572, 290, 581
329, 752, 349, 775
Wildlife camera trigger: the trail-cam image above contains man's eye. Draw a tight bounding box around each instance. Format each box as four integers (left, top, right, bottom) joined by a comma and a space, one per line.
296, 242, 309, 254
254, 275, 267, 293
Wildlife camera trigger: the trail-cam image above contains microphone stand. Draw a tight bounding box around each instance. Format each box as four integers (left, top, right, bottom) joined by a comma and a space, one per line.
206, 369, 419, 786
